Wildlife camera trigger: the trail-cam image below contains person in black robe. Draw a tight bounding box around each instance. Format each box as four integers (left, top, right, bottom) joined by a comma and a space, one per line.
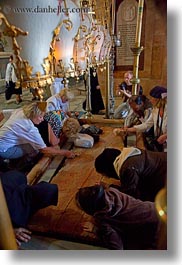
83, 67, 105, 114
0, 170, 58, 246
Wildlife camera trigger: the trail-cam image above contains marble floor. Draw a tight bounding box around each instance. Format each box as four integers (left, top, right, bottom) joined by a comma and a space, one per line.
0, 84, 86, 112
0, 82, 122, 115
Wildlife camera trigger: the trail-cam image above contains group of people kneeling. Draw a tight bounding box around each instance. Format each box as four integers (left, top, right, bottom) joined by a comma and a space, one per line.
0, 86, 167, 250
0, 145, 166, 249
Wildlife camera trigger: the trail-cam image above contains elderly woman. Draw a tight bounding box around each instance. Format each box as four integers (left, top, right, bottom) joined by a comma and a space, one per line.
46, 88, 74, 116
0, 102, 78, 161
116, 86, 167, 151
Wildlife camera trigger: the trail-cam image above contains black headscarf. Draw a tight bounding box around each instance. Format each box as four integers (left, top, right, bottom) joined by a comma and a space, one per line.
94, 148, 121, 179
76, 185, 105, 215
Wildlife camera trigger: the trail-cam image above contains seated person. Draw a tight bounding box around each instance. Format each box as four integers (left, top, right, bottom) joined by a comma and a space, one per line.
76, 184, 162, 250
117, 86, 167, 152
114, 71, 143, 119
0, 170, 58, 246
94, 147, 167, 202
0, 102, 77, 165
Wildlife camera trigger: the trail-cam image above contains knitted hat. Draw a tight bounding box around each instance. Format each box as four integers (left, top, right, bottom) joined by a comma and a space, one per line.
150, 86, 167, 99
95, 148, 121, 179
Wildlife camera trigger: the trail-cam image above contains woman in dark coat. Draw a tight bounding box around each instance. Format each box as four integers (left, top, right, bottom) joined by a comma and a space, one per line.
95, 147, 167, 202
76, 184, 161, 250
83, 67, 105, 114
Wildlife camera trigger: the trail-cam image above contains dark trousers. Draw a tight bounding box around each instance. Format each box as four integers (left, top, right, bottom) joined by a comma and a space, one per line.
5, 81, 22, 100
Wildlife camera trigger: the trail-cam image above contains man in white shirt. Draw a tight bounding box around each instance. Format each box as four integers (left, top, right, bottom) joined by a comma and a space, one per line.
5, 55, 22, 104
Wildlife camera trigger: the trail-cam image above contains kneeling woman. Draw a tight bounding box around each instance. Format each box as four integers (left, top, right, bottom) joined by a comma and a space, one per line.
35, 109, 80, 147
76, 184, 162, 250
0, 102, 80, 161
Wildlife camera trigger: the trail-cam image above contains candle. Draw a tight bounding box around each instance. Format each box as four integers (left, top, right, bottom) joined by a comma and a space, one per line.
111, 0, 116, 35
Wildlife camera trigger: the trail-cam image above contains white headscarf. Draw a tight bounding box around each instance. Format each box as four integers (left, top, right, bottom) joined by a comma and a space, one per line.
113, 147, 141, 176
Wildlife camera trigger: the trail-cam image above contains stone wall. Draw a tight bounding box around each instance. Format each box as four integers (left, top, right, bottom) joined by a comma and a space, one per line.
98, 0, 167, 97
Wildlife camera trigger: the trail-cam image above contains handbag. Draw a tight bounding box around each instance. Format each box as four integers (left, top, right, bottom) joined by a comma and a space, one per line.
74, 133, 94, 148
79, 125, 103, 143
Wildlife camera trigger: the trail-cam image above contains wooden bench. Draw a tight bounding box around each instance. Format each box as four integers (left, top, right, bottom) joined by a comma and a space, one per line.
27, 142, 73, 185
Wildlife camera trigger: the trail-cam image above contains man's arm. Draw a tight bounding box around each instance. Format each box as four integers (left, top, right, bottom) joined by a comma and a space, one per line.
40, 146, 76, 159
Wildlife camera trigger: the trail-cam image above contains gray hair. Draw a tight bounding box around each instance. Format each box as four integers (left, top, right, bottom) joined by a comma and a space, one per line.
59, 88, 74, 100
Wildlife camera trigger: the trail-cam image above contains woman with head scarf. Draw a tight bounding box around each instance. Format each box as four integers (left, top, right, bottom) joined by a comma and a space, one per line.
76, 184, 161, 250
94, 147, 167, 202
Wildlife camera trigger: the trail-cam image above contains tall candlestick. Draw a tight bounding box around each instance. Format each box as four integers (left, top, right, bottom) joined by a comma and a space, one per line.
131, 0, 145, 95
135, 0, 144, 47
111, 0, 116, 35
